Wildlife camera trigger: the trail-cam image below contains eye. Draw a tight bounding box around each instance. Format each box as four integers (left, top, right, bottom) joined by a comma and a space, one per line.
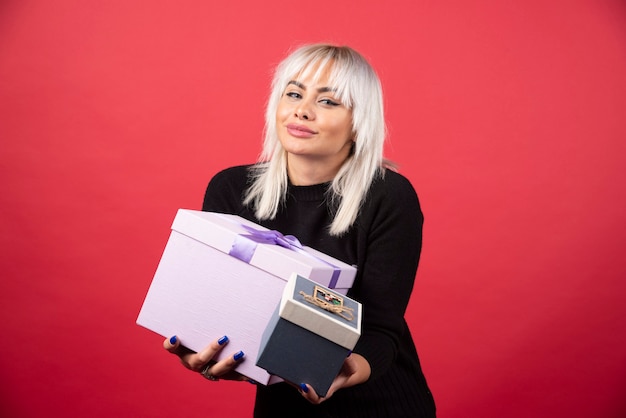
285, 91, 302, 99
319, 98, 340, 106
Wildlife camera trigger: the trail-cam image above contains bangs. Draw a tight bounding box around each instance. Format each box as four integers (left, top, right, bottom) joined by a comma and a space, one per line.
277, 46, 359, 109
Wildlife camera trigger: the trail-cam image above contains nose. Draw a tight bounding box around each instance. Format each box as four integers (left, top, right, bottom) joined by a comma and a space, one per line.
294, 102, 314, 120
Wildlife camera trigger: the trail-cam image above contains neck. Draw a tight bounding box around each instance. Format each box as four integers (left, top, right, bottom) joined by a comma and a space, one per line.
286, 154, 346, 186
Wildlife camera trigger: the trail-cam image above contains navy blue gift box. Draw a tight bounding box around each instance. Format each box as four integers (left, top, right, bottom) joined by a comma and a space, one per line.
256, 274, 362, 397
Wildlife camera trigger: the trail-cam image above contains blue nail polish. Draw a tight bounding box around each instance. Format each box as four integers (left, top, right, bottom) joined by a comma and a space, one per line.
233, 351, 245, 361
169, 335, 177, 345
218, 335, 229, 345
347, 350, 352, 357
299, 383, 309, 393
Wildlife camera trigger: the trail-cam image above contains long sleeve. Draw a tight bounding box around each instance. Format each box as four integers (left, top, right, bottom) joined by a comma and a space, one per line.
199, 165, 435, 418
349, 171, 423, 380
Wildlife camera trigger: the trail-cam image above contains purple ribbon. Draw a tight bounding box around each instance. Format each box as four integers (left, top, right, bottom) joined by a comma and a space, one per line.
229, 225, 303, 263
228, 224, 341, 289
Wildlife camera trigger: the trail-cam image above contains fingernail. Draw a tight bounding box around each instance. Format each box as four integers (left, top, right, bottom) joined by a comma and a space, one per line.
299, 383, 309, 393
169, 335, 177, 345
218, 335, 229, 345
233, 351, 245, 361
347, 350, 352, 357
247, 379, 257, 385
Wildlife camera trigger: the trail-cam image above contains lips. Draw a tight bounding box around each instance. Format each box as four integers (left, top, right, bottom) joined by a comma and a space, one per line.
286, 123, 316, 138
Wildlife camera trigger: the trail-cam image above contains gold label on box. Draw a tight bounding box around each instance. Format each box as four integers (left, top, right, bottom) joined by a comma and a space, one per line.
299, 286, 355, 322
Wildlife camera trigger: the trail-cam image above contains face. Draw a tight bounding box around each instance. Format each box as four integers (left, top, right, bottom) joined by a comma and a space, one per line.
275, 66, 354, 181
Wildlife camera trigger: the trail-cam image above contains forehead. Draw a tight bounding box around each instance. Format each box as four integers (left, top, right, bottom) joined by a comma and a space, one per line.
290, 58, 339, 87
285, 58, 352, 105
277, 51, 355, 107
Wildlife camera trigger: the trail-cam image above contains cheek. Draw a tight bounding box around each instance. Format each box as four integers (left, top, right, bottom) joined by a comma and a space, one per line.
326, 116, 353, 139
276, 102, 291, 122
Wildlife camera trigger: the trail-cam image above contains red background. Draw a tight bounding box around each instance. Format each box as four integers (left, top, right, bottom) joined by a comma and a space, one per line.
1, 1, 625, 417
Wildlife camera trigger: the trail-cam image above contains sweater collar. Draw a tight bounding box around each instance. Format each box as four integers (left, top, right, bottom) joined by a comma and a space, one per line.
287, 181, 330, 202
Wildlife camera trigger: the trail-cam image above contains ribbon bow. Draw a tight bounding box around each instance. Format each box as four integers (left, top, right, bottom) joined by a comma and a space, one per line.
229, 225, 303, 264
225, 220, 341, 289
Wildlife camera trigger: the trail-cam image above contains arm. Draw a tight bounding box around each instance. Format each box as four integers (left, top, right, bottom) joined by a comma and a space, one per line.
351, 172, 423, 380
301, 172, 423, 402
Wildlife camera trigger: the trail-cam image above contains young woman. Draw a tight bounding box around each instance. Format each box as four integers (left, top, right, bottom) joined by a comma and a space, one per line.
164, 44, 436, 418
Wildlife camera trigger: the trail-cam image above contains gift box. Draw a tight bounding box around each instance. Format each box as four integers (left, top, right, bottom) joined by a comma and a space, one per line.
256, 273, 362, 397
136, 209, 356, 384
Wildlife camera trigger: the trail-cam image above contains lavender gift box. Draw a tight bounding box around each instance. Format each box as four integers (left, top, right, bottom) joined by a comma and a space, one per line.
136, 209, 356, 385
256, 274, 362, 397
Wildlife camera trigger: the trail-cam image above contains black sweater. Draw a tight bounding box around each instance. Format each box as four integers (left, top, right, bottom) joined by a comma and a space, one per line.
202, 165, 436, 418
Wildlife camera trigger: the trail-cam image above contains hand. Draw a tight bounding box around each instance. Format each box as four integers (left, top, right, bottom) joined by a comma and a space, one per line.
298, 352, 371, 404
163, 335, 249, 382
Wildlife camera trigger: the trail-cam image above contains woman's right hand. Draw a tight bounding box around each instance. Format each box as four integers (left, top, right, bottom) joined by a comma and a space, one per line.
163, 335, 248, 382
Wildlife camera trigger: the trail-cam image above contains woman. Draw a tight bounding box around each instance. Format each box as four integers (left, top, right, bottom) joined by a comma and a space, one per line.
164, 44, 436, 417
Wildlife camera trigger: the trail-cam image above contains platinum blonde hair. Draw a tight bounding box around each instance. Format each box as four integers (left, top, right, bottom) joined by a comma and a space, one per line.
244, 44, 391, 236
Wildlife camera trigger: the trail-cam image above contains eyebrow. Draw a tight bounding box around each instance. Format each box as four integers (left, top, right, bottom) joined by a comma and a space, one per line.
287, 80, 336, 93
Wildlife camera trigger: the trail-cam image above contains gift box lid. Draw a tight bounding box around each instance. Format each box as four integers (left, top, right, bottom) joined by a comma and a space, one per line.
279, 274, 362, 349
171, 209, 356, 289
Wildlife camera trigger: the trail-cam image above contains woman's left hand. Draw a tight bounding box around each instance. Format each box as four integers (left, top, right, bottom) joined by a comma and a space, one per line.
298, 353, 371, 404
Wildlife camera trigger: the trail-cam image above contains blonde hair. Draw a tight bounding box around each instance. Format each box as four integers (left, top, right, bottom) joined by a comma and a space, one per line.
244, 44, 392, 236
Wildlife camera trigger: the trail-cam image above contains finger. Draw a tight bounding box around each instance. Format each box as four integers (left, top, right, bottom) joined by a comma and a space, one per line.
185, 335, 230, 371
163, 335, 180, 352
206, 350, 245, 376
299, 383, 325, 405
163, 335, 194, 359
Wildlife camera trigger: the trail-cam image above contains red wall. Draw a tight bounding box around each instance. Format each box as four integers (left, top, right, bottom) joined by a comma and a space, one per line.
1, 1, 625, 417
